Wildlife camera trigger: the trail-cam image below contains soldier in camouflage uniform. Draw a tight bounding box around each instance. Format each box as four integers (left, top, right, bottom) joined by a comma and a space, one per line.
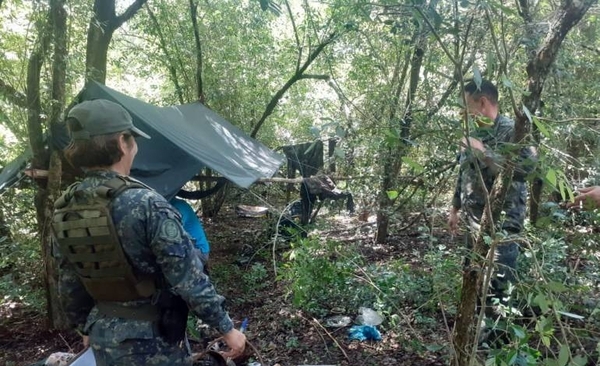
448, 79, 536, 310
54, 99, 245, 365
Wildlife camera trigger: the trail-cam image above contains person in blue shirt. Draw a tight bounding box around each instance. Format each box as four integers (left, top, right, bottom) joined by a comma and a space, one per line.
169, 197, 210, 261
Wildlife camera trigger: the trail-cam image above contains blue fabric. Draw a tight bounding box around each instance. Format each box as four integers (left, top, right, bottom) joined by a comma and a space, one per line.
348, 325, 382, 342
169, 198, 210, 254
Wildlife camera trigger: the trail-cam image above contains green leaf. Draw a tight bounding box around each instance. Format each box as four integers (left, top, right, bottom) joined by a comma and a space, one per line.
546, 169, 557, 187
534, 294, 550, 313
425, 344, 444, 352
387, 190, 399, 200
571, 355, 588, 366
522, 105, 533, 123
501, 74, 513, 88
558, 344, 570, 366
497, 3, 519, 16
559, 179, 568, 201
402, 157, 424, 173
510, 324, 526, 340
547, 281, 567, 293
542, 335, 551, 347
532, 117, 551, 138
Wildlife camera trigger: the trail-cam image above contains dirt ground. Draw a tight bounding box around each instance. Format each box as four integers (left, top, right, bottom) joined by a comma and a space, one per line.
0, 204, 451, 366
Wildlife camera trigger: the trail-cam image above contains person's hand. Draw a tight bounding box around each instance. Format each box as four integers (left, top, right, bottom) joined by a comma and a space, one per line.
82, 335, 89, 348
448, 207, 460, 235
220, 328, 246, 359
461, 137, 485, 153
567, 186, 600, 210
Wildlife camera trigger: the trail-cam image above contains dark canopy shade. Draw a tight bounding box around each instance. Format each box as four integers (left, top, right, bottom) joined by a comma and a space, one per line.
1, 82, 284, 199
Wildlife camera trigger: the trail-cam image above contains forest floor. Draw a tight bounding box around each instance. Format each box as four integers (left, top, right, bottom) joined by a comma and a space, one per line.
0, 203, 468, 366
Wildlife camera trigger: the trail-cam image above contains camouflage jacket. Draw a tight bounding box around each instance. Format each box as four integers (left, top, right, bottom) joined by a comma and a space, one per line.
54, 170, 233, 339
451, 115, 537, 233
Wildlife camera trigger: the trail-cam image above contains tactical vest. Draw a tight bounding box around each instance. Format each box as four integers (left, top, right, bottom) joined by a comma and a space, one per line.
52, 176, 157, 303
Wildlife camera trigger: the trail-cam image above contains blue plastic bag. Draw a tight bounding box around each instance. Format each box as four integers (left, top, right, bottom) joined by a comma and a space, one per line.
348, 325, 382, 341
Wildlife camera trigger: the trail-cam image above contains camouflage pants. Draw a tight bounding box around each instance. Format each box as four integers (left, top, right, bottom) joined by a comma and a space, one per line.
89, 320, 191, 366
464, 233, 520, 308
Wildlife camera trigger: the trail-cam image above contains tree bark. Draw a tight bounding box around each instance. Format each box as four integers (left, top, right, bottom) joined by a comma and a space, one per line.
85, 0, 148, 84
189, 0, 205, 104
41, 0, 68, 330
26, 3, 53, 327
376, 43, 426, 243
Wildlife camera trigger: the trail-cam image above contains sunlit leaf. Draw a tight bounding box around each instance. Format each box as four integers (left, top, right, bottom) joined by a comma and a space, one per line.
510, 324, 526, 339
532, 117, 551, 138
558, 344, 569, 366
402, 156, 424, 173
571, 355, 588, 366
546, 169, 557, 187
547, 281, 567, 293
534, 294, 550, 313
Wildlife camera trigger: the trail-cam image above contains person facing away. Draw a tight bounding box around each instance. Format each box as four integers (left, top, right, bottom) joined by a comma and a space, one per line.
447, 79, 537, 312
169, 197, 210, 262
52, 99, 245, 365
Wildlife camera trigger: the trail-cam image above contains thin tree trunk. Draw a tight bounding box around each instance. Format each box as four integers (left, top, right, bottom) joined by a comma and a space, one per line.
189, 0, 205, 104
42, 0, 68, 329
26, 6, 53, 327
85, 0, 148, 84
376, 19, 429, 243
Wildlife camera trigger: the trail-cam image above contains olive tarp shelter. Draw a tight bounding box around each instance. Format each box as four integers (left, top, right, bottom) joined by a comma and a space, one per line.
0, 81, 284, 199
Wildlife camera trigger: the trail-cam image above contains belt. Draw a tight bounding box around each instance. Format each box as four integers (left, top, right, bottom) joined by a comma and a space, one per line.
96, 302, 160, 321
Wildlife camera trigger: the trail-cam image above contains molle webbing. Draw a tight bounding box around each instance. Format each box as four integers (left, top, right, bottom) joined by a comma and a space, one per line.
52, 176, 156, 303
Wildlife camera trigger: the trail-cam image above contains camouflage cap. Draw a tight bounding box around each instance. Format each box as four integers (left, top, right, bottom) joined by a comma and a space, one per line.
68, 99, 151, 140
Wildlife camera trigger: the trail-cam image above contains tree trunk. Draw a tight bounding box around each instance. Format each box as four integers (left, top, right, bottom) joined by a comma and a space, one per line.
26, 5, 53, 327
41, 0, 68, 329
189, 0, 205, 104
85, 0, 148, 84
376, 34, 427, 243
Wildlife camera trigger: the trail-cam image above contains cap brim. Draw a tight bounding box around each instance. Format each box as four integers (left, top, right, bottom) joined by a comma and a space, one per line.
131, 126, 151, 139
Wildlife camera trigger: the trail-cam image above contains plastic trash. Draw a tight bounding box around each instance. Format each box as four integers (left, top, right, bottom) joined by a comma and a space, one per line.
356, 307, 384, 326
324, 315, 352, 327
348, 325, 382, 342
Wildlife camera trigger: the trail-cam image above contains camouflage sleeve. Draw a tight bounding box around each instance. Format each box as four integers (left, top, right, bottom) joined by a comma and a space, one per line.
513, 145, 539, 180
53, 239, 94, 333
479, 118, 515, 173
146, 197, 234, 334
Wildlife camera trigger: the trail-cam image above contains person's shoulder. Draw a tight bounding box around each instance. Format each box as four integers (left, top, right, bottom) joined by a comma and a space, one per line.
113, 182, 167, 207
497, 115, 515, 128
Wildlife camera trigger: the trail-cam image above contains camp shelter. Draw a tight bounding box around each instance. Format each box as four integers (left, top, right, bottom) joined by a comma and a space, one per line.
1, 81, 284, 199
